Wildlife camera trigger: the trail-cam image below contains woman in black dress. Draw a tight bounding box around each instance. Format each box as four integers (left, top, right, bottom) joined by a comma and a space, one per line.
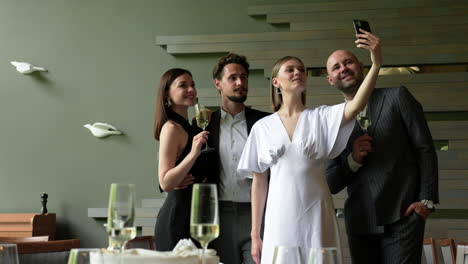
153, 68, 209, 250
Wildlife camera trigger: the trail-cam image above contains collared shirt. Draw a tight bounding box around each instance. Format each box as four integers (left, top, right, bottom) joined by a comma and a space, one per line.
218, 108, 252, 202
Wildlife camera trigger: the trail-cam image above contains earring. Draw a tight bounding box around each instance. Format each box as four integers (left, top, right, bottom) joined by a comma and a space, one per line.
164, 98, 171, 107
275, 86, 282, 95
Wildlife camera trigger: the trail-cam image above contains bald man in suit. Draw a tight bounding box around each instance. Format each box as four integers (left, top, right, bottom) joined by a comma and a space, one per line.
325, 34, 438, 264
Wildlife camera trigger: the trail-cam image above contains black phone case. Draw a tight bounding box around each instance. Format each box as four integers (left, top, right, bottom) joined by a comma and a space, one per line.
353, 20, 371, 34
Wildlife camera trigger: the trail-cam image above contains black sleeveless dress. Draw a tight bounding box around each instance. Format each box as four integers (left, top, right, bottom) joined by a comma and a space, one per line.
154, 110, 208, 251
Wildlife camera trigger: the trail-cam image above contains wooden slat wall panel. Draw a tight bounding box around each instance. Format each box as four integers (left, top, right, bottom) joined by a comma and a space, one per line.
157, 23, 468, 46
267, 5, 468, 24
450, 140, 468, 150
158, 1, 468, 76
165, 40, 468, 55
290, 15, 468, 31
429, 122, 468, 140
247, 0, 437, 16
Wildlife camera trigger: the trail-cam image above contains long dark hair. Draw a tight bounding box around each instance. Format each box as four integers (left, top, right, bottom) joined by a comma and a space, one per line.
153, 68, 192, 140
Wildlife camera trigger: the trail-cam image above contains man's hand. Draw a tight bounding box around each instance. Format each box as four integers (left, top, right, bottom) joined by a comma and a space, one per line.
174, 174, 195, 190
351, 134, 373, 164
404, 202, 432, 220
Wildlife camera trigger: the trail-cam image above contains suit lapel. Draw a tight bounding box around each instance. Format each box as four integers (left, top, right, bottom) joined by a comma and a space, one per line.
210, 110, 221, 151
368, 90, 385, 136
245, 107, 255, 134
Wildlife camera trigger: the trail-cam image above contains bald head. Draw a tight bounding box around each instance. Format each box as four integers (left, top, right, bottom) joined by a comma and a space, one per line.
326, 49, 364, 96
326, 50, 360, 74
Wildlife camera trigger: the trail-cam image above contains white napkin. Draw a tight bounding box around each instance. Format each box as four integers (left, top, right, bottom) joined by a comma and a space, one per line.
173, 238, 217, 257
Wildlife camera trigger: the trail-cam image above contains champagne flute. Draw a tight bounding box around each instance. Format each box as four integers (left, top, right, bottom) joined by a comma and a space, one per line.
67, 248, 103, 264
194, 99, 215, 153
0, 244, 19, 264
190, 183, 219, 264
106, 183, 137, 253
308, 247, 340, 264
356, 105, 371, 134
273, 246, 302, 264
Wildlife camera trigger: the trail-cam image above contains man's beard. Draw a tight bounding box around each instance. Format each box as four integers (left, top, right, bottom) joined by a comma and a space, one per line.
336, 72, 363, 96
336, 82, 359, 96
227, 95, 247, 103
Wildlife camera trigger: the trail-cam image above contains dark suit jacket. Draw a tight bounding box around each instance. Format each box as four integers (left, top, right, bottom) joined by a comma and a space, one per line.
204, 107, 269, 186
326, 86, 438, 234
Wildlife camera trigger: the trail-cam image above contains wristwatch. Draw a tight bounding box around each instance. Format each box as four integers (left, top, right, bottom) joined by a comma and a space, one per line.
421, 199, 435, 211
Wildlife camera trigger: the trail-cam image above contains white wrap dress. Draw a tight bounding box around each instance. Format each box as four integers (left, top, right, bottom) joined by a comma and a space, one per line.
237, 103, 354, 264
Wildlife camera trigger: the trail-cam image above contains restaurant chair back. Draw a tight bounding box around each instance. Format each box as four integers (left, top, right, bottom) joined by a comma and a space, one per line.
16, 239, 80, 264
0, 236, 49, 243
439, 238, 456, 264
423, 237, 438, 264
456, 243, 468, 264
125, 236, 155, 250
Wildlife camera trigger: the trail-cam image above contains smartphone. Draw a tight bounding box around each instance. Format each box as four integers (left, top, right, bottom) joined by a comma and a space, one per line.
353, 20, 371, 34
353, 20, 371, 45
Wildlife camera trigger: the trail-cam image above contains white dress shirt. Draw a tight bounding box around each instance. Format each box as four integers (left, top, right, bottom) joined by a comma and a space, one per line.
218, 108, 252, 202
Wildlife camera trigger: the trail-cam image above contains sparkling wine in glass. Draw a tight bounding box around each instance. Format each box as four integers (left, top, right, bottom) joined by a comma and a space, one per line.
194, 99, 215, 153
106, 183, 137, 252
308, 247, 340, 264
273, 246, 302, 264
356, 106, 371, 134
190, 183, 219, 264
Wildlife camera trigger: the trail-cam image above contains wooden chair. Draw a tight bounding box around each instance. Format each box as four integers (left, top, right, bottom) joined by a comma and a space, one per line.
423, 238, 438, 264
456, 243, 468, 264
125, 236, 155, 250
0, 235, 49, 243
0, 213, 56, 240
15, 239, 80, 264
439, 238, 456, 264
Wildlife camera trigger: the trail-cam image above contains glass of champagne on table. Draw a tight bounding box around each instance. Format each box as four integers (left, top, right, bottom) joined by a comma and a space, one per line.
190, 183, 219, 264
106, 183, 137, 253
273, 246, 302, 264
195, 98, 215, 153
308, 247, 340, 264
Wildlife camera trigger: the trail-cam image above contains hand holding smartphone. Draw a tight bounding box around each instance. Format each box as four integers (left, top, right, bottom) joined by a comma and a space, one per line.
353, 20, 371, 45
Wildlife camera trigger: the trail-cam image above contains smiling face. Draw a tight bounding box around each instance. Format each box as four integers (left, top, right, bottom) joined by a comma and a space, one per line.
167, 73, 197, 107
214, 63, 248, 103
326, 50, 364, 96
272, 58, 307, 95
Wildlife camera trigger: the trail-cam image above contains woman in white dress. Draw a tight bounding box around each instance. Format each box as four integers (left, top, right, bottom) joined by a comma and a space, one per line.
238, 32, 382, 264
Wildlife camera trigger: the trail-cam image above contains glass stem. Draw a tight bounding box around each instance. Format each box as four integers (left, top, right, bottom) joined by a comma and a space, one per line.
203, 128, 209, 150
201, 243, 208, 264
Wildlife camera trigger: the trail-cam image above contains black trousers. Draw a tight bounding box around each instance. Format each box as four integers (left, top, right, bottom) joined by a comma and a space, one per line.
210, 201, 255, 264
348, 212, 426, 264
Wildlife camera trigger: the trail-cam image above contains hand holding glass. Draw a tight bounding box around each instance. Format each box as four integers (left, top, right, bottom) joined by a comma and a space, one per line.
190, 183, 219, 264
106, 183, 136, 252
195, 99, 215, 153
356, 106, 371, 134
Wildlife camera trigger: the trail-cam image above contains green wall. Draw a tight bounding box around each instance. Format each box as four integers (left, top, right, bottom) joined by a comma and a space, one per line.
0, 0, 274, 248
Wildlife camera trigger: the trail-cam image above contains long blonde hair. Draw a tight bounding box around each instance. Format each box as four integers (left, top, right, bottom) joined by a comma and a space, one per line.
270, 56, 306, 112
